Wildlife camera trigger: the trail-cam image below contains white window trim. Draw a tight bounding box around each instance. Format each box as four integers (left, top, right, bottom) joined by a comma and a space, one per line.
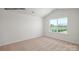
49, 17, 68, 34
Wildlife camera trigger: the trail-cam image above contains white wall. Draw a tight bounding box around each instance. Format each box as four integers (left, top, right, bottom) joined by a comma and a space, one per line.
43, 9, 79, 44
0, 9, 43, 46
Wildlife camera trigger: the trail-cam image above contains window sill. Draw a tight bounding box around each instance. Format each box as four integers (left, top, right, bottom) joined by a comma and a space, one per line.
49, 31, 68, 35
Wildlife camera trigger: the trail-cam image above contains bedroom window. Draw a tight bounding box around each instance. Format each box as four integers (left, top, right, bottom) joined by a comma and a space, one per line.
49, 17, 68, 34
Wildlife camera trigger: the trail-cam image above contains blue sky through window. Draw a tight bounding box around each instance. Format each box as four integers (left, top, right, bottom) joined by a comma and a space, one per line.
58, 17, 68, 25
50, 17, 68, 26
50, 19, 57, 25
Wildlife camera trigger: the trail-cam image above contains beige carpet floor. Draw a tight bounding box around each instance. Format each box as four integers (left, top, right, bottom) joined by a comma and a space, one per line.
0, 37, 79, 51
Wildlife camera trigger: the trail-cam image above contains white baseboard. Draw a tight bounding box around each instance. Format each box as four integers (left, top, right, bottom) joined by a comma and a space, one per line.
0, 34, 42, 46
44, 35, 79, 45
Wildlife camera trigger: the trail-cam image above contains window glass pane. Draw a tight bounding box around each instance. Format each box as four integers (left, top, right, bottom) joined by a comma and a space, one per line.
50, 19, 57, 25
58, 17, 68, 33
50, 19, 58, 32
58, 17, 67, 25
49, 17, 68, 34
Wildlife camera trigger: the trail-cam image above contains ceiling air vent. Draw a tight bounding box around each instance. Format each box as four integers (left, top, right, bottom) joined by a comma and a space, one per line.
4, 8, 26, 10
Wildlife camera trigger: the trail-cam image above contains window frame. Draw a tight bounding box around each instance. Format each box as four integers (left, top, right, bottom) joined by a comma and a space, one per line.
49, 17, 68, 34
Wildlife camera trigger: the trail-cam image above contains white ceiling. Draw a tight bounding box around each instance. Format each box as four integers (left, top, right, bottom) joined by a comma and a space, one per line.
0, 8, 55, 18
28, 8, 55, 17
